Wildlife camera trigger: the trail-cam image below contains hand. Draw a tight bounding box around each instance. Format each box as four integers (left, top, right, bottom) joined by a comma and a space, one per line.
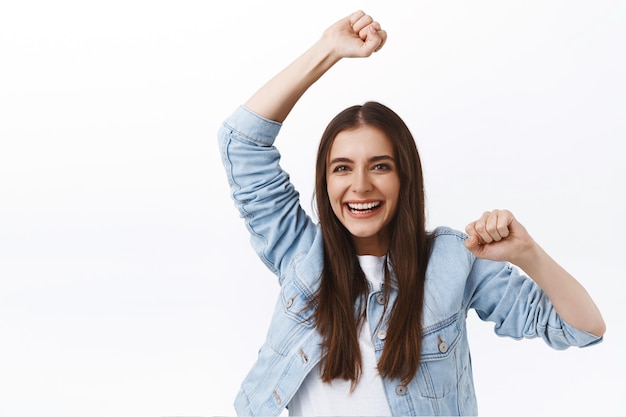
464, 209, 535, 263
243, 11, 386, 123
322, 10, 387, 59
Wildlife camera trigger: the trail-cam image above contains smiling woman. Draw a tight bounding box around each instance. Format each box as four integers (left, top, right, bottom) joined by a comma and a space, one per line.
217, 9, 605, 417
310, 101, 434, 412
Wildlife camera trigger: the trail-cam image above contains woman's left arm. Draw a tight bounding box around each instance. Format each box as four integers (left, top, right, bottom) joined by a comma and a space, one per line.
465, 209, 606, 337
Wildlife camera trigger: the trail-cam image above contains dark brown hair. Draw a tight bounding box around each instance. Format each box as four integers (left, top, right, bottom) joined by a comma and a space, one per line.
312, 101, 433, 385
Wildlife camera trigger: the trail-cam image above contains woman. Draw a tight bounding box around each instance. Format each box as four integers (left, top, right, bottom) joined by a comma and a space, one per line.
218, 10, 605, 416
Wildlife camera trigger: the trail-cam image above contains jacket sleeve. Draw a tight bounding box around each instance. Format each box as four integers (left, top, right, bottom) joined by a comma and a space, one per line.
464, 252, 602, 349
218, 106, 317, 282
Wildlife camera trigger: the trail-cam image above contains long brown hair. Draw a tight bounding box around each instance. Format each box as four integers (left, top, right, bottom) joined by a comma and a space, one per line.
312, 101, 433, 385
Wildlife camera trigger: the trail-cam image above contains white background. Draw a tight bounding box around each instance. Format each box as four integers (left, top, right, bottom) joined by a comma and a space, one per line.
1, 1, 625, 416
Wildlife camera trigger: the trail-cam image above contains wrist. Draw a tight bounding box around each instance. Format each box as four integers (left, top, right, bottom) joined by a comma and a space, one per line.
313, 33, 343, 67
509, 238, 543, 269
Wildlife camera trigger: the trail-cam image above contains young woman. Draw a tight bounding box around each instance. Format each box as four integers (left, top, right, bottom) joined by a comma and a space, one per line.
218, 10, 605, 416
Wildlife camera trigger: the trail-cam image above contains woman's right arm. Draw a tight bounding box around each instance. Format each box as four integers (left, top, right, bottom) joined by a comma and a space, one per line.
218, 11, 386, 280
244, 10, 387, 123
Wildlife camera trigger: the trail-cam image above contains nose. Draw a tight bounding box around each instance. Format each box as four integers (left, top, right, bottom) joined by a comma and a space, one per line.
352, 169, 372, 194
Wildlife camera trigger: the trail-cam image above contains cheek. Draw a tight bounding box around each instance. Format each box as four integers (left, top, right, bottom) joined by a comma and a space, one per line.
326, 176, 339, 199
326, 180, 345, 215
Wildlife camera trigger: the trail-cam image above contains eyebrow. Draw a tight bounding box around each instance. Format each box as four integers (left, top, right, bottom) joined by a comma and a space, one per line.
329, 155, 395, 165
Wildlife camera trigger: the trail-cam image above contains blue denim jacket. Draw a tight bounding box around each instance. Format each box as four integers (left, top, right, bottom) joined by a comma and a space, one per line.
218, 106, 602, 416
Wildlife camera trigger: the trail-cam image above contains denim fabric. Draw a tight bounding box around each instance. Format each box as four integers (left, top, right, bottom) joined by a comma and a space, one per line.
218, 106, 602, 416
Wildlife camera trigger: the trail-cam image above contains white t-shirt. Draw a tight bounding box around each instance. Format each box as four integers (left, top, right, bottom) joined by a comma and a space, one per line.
288, 255, 392, 416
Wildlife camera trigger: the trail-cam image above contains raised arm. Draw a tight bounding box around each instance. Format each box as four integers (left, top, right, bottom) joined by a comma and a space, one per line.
244, 10, 387, 123
465, 209, 606, 337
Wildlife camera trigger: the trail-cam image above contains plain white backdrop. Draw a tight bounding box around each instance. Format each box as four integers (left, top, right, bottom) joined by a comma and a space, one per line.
1, 1, 625, 416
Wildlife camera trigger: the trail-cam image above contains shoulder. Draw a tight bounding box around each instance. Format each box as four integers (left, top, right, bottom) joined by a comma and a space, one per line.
428, 226, 474, 269
431, 226, 469, 248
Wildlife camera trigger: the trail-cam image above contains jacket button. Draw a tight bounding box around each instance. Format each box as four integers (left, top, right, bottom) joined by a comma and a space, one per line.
396, 385, 407, 396
377, 330, 387, 340
437, 334, 448, 353
376, 294, 385, 305
285, 297, 294, 308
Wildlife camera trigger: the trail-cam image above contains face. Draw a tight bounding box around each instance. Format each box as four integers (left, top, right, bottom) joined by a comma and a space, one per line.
326, 125, 400, 256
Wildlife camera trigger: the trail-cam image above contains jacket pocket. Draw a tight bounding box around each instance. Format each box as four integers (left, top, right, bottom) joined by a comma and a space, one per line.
417, 313, 464, 399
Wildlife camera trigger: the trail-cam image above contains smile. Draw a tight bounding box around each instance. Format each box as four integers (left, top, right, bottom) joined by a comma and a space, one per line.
347, 201, 382, 213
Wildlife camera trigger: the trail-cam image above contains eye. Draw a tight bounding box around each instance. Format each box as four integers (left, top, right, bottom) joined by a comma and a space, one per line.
332, 165, 350, 173
372, 163, 391, 171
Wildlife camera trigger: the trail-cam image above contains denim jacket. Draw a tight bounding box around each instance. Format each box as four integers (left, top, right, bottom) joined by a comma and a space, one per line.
218, 106, 602, 416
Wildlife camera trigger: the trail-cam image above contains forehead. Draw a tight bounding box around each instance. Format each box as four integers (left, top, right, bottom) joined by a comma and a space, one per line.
328, 126, 395, 158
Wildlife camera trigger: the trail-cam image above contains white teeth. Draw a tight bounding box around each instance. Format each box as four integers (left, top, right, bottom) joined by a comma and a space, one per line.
347, 202, 381, 211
